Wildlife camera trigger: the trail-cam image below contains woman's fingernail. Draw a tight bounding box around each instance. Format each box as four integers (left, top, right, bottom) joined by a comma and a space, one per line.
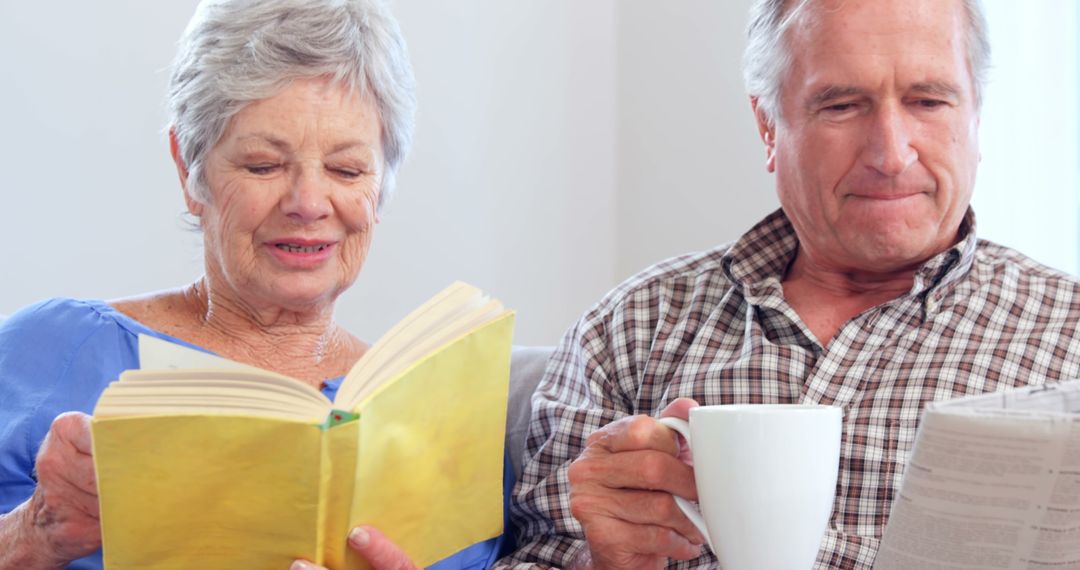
348, 527, 370, 548
290, 561, 315, 570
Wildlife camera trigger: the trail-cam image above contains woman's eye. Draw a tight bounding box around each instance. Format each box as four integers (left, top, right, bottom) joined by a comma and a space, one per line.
246, 164, 279, 175
332, 168, 362, 179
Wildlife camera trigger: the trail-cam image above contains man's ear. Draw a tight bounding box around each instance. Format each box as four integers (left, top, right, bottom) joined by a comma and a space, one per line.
170, 127, 204, 217
750, 96, 777, 173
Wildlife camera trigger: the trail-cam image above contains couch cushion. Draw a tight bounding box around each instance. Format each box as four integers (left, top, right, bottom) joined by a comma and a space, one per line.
507, 346, 554, 480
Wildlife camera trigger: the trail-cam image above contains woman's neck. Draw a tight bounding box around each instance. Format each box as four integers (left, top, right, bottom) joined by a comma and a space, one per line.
111, 279, 366, 386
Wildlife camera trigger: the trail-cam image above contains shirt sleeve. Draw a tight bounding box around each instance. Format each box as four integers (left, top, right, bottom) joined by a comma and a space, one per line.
495, 289, 653, 568
0, 299, 137, 514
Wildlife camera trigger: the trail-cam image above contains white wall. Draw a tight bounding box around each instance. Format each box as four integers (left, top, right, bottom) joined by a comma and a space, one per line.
974, 0, 1080, 274
0, 1, 618, 345
1, 1, 1076, 346
350, 1, 618, 344
616, 0, 776, 280
1, 2, 202, 318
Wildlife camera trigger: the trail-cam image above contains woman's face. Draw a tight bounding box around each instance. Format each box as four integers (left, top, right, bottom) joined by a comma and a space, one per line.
184, 77, 384, 315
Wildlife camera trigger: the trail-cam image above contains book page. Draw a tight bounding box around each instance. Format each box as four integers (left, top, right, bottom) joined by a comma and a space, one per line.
137, 334, 262, 371
335, 282, 509, 409
876, 380, 1080, 569
94, 337, 331, 420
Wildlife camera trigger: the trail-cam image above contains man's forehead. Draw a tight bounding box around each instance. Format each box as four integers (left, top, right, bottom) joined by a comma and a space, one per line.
794, 0, 963, 32
791, 0, 966, 39
783, 0, 971, 87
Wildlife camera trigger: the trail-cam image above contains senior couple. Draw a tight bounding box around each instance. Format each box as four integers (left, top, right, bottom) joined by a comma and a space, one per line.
2, 0, 1078, 569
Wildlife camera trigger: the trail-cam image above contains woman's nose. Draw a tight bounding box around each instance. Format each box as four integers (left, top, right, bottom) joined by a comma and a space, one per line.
280, 166, 333, 222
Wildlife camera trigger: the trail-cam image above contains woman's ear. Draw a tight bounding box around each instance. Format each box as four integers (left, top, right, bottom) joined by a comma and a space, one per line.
170, 127, 204, 217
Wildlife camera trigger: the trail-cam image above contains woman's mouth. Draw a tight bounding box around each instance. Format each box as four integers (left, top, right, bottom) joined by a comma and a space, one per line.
275, 243, 329, 253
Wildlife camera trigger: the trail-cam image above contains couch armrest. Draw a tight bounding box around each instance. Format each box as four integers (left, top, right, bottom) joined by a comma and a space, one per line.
506, 346, 555, 481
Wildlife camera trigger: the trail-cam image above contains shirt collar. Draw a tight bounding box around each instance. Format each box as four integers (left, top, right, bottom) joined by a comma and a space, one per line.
721, 207, 979, 302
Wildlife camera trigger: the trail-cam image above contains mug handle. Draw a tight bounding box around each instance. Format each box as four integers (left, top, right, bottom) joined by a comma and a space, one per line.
656, 417, 714, 552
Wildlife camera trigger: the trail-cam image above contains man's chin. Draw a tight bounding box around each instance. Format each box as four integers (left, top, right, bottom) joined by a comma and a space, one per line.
843, 235, 946, 274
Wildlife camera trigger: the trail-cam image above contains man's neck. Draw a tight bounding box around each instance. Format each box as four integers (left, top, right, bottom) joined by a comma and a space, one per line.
781, 252, 918, 346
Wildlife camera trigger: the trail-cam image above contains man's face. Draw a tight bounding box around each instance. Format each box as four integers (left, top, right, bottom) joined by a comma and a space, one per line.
759, 0, 980, 274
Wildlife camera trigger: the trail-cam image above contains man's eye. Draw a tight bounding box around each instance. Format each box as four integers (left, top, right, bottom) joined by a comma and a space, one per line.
246, 164, 279, 175
916, 99, 947, 109
823, 102, 858, 114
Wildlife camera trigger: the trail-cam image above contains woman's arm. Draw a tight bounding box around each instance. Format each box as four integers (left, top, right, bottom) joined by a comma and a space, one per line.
0, 413, 101, 569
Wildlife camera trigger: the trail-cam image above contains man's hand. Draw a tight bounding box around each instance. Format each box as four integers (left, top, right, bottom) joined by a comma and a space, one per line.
291, 526, 420, 570
567, 398, 705, 570
0, 412, 101, 569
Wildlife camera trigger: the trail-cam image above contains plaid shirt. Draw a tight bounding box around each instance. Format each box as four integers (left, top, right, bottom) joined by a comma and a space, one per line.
498, 208, 1080, 569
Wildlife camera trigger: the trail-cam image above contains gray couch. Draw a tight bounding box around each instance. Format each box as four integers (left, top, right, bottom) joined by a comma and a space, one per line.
506, 346, 555, 479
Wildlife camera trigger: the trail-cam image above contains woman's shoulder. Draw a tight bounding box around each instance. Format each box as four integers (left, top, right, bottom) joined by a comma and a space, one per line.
0, 298, 145, 436
3, 297, 125, 338
0, 297, 145, 367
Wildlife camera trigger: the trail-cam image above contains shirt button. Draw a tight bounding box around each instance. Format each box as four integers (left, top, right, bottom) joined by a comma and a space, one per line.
926, 296, 939, 314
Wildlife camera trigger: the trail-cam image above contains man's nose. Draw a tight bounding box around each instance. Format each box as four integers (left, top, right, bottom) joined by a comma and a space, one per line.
280, 165, 333, 223
864, 104, 918, 177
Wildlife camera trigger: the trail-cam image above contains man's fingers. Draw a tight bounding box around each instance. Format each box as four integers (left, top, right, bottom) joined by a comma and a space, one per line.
571, 448, 697, 499
659, 398, 700, 422
349, 526, 418, 570
586, 516, 703, 563
586, 415, 682, 456
572, 486, 706, 546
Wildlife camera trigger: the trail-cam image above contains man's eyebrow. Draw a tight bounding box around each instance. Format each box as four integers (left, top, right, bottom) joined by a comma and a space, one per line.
806, 85, 868, 108
910, 81, 962, 99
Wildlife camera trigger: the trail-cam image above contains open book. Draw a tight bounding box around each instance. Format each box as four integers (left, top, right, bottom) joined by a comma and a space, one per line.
875, 379, 1080, 569
90, 282, 515, 569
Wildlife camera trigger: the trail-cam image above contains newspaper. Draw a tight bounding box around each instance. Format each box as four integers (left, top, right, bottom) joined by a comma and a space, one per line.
875, 381, 1080, 569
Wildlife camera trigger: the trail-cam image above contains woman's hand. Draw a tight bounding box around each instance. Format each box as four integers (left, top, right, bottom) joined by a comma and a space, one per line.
291, 526, 420, 570
0, 412, 101, 569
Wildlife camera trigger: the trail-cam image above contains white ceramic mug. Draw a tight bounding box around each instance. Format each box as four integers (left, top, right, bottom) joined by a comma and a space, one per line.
658, 404, 842, 570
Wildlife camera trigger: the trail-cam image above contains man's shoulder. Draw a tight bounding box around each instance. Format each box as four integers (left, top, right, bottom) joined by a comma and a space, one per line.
966, 240, 1080, 328
973, 240, 1080, 291
590, 243, 737, 317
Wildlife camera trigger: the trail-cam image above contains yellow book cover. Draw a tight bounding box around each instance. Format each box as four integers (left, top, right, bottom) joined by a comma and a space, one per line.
90, 282, 514, 569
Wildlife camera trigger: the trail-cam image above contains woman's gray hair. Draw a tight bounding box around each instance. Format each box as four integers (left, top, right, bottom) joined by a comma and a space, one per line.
743, 0, 991, 126
169, 0, 417, 212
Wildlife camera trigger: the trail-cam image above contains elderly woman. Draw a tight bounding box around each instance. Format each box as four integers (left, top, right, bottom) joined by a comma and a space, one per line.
0, 1, 507, 569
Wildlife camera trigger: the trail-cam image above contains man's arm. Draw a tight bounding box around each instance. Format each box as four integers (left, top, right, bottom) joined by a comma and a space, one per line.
495, 295, 705, 569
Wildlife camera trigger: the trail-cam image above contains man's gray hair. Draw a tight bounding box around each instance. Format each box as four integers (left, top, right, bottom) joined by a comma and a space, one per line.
743, 0, 991, 125
168, 0, 417, 212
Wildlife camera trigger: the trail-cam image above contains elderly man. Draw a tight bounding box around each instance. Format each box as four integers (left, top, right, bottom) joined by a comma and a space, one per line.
498, 0, 1080, 568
